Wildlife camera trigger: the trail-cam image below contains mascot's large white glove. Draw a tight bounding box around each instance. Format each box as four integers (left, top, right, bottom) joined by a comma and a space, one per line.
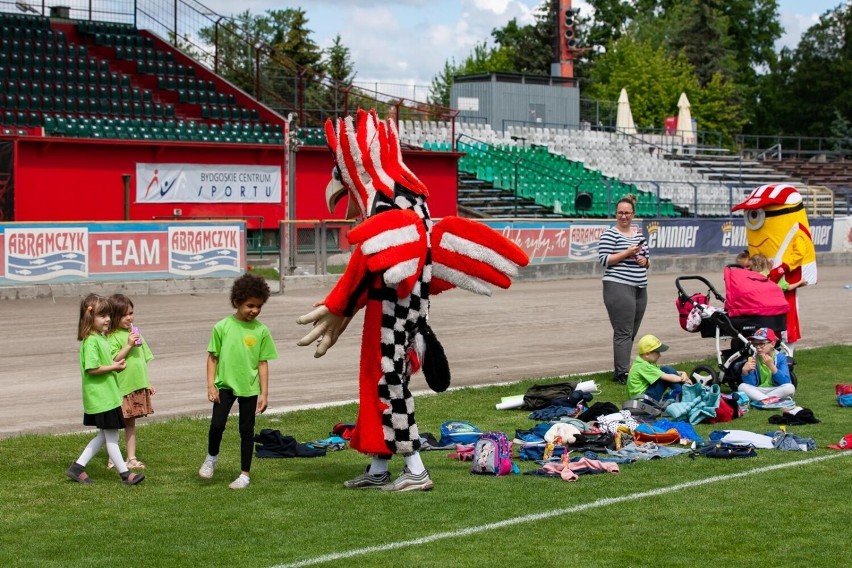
296, 305, 351, 358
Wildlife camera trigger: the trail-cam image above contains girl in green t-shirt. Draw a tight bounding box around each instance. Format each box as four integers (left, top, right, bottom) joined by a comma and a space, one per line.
108, 294, 156, 470
66, 294, 145, 485
198, 274, 279, 490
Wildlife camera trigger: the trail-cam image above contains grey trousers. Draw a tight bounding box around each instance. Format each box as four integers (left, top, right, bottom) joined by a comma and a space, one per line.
603, 280, 648, 377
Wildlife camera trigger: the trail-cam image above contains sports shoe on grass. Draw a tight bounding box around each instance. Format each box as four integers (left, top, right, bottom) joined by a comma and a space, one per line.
198, 457, 217, 479
381, 468, 433, 492
228, 475, 250, 489
343, 467, 391, 489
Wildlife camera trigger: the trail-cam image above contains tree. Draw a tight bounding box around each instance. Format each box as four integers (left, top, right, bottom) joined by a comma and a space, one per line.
267, 9, 323, 72
763, 3, 852, 137
663, 0, 735, 87
427, 1, 554, 110
428, 59, 458, 108
585, 34, 745, 146
196, 10, 265, 93
313, 35, 356, 119
490, 3, 555, 75
324, 34, 356, 85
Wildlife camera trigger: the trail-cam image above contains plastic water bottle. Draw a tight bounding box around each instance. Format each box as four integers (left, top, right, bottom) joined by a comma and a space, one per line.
131, 325, 142, 345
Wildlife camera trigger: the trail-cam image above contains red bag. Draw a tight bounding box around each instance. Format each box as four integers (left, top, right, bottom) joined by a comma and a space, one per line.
707, 395, 736, 423
676, 293, 708, 332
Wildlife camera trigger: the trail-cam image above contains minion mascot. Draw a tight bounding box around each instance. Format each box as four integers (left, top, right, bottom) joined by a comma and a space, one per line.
296, 110, 529, 491
732, 183, 817, 349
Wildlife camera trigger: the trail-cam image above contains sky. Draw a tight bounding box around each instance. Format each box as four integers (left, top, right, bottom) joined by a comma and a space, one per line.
199, 0, 848, 92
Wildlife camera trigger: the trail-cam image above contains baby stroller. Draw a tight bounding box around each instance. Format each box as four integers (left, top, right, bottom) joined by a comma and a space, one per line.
675, 265, 797, 392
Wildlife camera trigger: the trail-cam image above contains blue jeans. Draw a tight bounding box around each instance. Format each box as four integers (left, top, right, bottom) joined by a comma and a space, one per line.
644, 366, 682, 401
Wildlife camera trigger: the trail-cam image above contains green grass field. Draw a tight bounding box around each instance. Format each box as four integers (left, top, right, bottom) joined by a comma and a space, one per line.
2, 346, 850, 567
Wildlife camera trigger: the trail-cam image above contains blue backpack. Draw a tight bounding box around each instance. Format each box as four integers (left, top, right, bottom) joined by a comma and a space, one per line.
470, 431, 515, 476
439, 420, 482, 447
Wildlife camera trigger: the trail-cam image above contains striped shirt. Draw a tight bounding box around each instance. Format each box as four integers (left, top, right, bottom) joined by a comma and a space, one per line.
597, 227, 648, 287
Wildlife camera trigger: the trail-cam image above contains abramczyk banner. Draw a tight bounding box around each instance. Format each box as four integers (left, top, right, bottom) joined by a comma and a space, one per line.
0, 222, 245, 284
136, 163, 282, 204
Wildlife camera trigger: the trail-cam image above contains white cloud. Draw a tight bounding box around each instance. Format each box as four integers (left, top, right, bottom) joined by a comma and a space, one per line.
776, 12, 820, 50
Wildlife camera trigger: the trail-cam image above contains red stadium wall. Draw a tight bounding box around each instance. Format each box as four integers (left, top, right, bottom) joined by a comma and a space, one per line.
295, 145, 460, 220
14, 137, 286, 229
11, 139, 459, 226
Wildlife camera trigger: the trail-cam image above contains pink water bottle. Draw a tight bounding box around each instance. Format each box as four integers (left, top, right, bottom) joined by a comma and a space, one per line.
131, 325, 142, 346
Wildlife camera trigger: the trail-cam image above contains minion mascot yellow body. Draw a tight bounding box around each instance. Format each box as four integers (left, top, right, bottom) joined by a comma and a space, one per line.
296, 110, 529, 491
732, 183, 817, 345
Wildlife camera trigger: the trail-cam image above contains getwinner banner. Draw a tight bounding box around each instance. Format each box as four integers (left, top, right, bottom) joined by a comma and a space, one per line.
136, 163, 282, 203
0, 221, 244, 284
482, 218, 833, 264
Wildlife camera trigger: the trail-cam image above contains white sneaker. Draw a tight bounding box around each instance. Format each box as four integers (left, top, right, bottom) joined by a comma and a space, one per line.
198, 457, 217, 479
228, 475, 250, 489
381, 468, 433, 492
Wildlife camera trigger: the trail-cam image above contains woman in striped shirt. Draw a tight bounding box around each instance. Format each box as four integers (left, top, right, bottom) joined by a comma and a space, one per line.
598, 195, 650, 385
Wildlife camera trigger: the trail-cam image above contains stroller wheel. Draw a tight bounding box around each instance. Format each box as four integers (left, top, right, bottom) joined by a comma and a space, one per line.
690, 365, 718, 387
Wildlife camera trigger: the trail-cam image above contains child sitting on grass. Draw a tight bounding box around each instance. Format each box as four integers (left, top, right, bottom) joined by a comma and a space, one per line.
626, 334, 692, 401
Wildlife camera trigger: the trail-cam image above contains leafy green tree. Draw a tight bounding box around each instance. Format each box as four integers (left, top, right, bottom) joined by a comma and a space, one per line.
585, 36, 699, 129
586, 34, 746, 146
491, 2, 555, 75
691, 72, 748, 147
764, 3, 852, 137
267, 9, 323, 72
196, 10, 265, 93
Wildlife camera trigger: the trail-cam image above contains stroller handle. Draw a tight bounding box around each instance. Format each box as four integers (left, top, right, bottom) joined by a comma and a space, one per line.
674, 275, 726, 302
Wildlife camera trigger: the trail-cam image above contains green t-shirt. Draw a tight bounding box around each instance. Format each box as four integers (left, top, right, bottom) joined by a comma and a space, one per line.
207, 315, 278, 397
760, 269, 790, 291
79, 334, 122, 414
627, 356, 664, 399
108, 329, 154, 396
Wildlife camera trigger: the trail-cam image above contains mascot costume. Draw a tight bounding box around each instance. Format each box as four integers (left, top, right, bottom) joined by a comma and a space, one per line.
732, 183, 817, 347
296, 109, 529, 491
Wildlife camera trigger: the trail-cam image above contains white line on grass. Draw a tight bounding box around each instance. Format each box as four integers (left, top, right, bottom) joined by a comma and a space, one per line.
271, 452, 851, 568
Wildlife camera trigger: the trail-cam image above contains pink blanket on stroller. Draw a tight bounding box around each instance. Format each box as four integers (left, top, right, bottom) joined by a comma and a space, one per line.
724, 267, 788, 318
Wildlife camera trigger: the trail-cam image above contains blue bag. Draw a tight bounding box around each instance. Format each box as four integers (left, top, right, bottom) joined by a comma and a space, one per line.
438, 420, 482, 446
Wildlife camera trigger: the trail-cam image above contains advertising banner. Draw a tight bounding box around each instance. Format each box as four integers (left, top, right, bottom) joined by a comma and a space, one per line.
0, 222, 244, 284
482, 217, 834, 264
136, 163, 282, 204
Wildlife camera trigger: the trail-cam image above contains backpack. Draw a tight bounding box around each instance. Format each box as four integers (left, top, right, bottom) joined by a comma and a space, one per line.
438, 420, 482, 447
622, 395, 668, 420
470, 431, 514, 475
676, 292, 709, 332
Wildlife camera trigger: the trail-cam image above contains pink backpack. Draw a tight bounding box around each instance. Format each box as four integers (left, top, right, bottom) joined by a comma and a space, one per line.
470, 432, 514, 476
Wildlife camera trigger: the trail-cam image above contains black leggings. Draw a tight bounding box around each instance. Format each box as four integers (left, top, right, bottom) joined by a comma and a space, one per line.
207, 389, 257, 473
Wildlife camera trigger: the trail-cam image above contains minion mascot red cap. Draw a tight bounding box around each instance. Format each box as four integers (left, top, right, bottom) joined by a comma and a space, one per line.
732, 183, 817, 345
297, 109, 529, 490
